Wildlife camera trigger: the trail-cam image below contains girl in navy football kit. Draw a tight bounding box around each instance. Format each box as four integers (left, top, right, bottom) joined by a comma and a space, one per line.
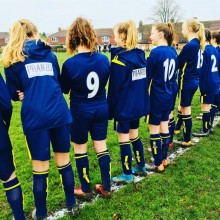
193, 29, 220, 137
61, 17, 111, 199
0, 74, 25, 219
168, 46, 178, 147
210, 31, 220, 127
107, 20, 149, 183
147, 23, 177, 172
2, 19, 78, 219
174, 18, 205, 146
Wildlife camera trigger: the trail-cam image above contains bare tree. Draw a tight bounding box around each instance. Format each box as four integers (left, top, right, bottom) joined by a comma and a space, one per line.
150, 0, 182, 23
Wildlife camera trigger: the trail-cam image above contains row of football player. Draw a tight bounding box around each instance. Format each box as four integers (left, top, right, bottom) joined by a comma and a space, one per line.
1, 16, 220, 219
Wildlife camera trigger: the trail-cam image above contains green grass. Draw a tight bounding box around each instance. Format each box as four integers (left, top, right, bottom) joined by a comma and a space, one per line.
0, 52, 220, 220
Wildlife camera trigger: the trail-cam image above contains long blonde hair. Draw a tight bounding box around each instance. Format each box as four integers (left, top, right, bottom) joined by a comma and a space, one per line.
1, 19, 39, 67
114, 20, 138, 50
185, 19, 205, 51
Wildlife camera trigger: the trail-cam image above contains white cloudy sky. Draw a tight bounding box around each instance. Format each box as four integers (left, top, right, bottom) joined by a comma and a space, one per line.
0, 0, 219, 34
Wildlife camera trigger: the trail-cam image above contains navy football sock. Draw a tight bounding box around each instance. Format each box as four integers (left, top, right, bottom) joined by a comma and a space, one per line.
33, 171, 48, 218
210, 105, 217, 127
169, 117, 175, 143
150, 134, 162, 166
161, 133, 170, 160
202, 111, 210, 132
97, 150, 111, 191
3, 177, 25, 220
119, 141, 132, 175
131, 136, 145, 167
175, 111, 182, 130
75, 153, 91, 193
182, 115, 192, 142
58, 162, 76, 208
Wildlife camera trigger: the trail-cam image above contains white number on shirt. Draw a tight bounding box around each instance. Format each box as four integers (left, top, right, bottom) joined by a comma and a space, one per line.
87, 71, 99, 98
163, 58, 175, 82
197, 49, 203, 68
211, 54, 218, 72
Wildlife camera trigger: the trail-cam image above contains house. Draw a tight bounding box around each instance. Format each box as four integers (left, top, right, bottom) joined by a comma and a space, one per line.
0, 32, 9, 48
47, 28, 67, 47
137, 19, 220, 50
47, 27, 116, 51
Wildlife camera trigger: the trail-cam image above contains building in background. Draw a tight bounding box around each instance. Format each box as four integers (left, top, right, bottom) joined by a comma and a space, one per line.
0, 32, 9, 49
47, 27, 116, 52
1, 20, 220, 51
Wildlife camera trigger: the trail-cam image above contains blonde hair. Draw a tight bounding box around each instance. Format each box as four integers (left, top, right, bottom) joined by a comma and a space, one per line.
66, 17, 97, 55
153, 22, 175, 46
1, 19, 39, 67
185, 19, 205, 50
114, 20, 137, 50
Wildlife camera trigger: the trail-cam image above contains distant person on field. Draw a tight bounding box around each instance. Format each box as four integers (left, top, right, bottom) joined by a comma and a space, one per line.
108, 42, 111, 51
193, 28, 220, 137
61, 17, 111, 199
103, 43, 107, 53
107, 20, 149, 184
0, 73, 25, 220
174, 18, 205, 147
2, 19, 79, 219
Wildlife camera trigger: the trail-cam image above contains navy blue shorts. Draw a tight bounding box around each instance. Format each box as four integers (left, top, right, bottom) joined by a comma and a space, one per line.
116, 119, 140, 133
0, 120, 15, 181
71, 106, 108, 144
200, 95, 214, 104
26, 124, 71, 161
149, 110, 170, 125
171, 82, 178, 111
178, 80, 199, 107
213, 91, 220, 106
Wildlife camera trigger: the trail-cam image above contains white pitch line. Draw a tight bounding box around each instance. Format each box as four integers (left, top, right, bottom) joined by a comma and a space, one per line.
46, 116, 220, 219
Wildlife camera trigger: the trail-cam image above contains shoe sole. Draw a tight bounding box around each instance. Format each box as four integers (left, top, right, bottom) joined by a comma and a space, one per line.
132, 171, 147, 177
155, 168, 165, 173
75, 193, 93, 201
173, 140, 194, 147
192, 134, 209, 137
95, 190, 111, 199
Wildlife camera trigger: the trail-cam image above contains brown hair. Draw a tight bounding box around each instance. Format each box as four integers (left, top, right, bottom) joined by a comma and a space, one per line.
153, 22, 175, 46
66, 17, 97, 54
205, 28, 211, 43
212, 30, 220, 45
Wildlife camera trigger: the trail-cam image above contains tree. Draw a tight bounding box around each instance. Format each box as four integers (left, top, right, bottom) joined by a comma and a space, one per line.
150, 0, 182, 23
40, 32, 48, 42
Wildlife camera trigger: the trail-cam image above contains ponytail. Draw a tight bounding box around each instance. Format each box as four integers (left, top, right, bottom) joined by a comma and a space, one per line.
167, 22, 175, 46
126, 20, 138, 50
114, 20, 137, 50
1, 19, 38, 67
154, 22, 175, 46
185, 19, 205, 51
198, 22, 205, 50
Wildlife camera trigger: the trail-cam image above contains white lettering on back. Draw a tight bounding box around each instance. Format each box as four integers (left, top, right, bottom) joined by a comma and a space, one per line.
25, 62, 54, 78
132, 67, 146, 81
